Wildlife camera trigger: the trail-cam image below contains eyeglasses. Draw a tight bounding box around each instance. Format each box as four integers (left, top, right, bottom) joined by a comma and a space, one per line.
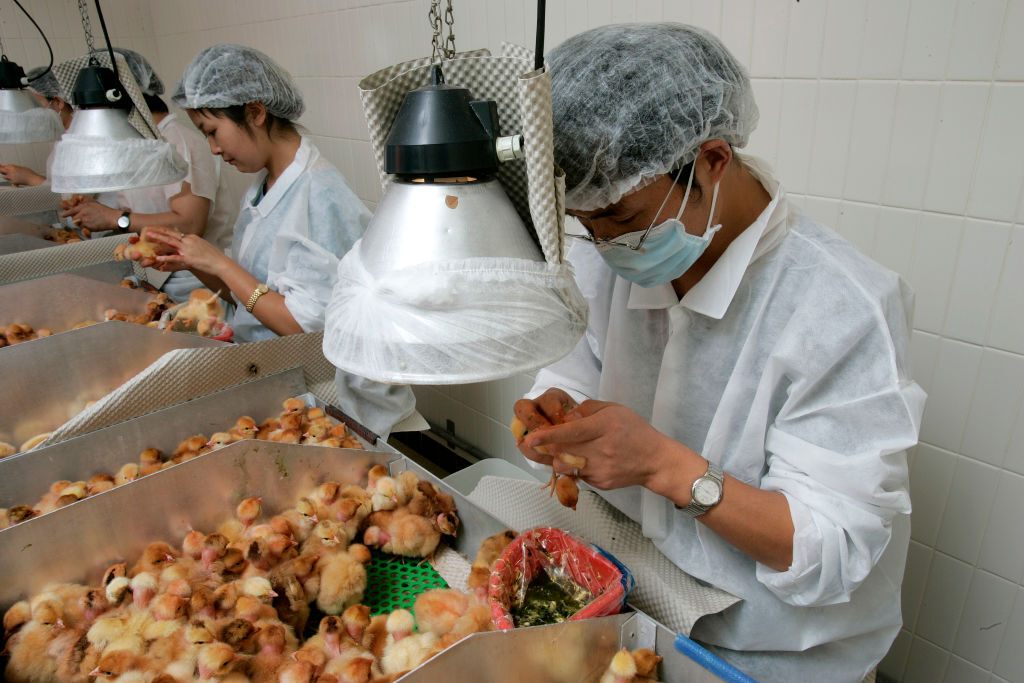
565, 162, 694, 251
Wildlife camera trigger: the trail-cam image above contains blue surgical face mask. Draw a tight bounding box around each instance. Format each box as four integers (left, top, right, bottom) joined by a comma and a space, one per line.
594, 163, 721, 288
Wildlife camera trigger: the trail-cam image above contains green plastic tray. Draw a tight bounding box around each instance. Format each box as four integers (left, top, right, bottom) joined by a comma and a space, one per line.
364, 551, 449, 616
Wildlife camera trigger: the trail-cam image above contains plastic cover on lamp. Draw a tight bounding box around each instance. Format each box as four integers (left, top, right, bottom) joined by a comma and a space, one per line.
48, 134, 186, 194
323, 244, 588, 385
0, 106, 63, 143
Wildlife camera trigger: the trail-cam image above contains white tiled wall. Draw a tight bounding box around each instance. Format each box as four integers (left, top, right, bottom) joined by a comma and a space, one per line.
8, 1, 1023, 680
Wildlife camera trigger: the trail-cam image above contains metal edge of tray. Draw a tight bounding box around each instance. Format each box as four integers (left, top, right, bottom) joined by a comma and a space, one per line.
59, 260, 134, 284
0, 321, 225, 445
0, 233, 51, 255
0, 215, 52, 237
402, 604, 736, 682
0, 272, 155, 334
0, 367, 311, 511
0, 442, 400, 610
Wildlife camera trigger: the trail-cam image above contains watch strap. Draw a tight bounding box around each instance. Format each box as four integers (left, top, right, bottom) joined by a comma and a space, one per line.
677, 462, 725, 518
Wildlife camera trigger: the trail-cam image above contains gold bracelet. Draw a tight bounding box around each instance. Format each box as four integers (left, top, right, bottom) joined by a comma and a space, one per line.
245, 284, 270, 313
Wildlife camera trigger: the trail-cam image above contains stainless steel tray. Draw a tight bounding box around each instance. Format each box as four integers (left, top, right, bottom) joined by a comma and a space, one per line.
0, 273, 154, 335
0, 233, 51, 255
0, 214, 52, 237
0, 368, 311, 511
407, 611, 728, 683
0, 436, 733, 682
0, 321, 224, 446
60, 260, 135, 284
0, 441, 507, 611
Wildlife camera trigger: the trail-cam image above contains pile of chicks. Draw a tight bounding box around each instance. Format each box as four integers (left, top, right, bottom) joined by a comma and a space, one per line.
599, 648, 662, 683
2, 464, 477, 683
0, 322, 54, 347
0, 398, 364, 530
0, 294, 172, 350
44, 228, 85, 244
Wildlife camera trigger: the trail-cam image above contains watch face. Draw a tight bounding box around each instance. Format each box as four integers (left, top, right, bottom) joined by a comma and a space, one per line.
693, 477, 722, 506
117, 215, 129, 228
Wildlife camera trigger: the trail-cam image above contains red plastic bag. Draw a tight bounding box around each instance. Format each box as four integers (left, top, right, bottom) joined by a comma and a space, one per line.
488, 527, 634, 631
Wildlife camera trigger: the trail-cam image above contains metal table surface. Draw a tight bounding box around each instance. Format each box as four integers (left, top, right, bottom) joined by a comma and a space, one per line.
0, 321, 224, 446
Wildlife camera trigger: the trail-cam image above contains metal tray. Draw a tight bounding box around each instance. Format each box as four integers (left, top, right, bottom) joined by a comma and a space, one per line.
0, 440, 506, 611
0, 273, 154, 336
0, 368, 311, 512
0, 321, 224, 446
0, 214, 52, 237
0, 437, 745, 682
0, 233, 51, 256
407, 611, 735, 683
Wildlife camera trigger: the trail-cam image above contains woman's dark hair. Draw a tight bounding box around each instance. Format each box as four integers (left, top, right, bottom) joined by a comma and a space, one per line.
196, 104, 297, 140
143, 93, 168, 114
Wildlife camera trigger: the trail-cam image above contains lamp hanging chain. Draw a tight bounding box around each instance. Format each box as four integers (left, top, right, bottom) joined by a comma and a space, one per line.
429, 0, 442, 63
428, 0, 455, 62
0, 6, 6, 58
443, 0, 456, 60
76, 0, 97, 54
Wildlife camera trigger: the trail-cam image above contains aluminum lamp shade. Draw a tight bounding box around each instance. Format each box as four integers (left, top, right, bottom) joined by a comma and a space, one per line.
324, 65, 587, 384
0, 60, 63, 143
47, 64, 186, 194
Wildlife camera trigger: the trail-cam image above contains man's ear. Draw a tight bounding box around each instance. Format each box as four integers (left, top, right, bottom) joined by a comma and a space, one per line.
698, 139, 733, 185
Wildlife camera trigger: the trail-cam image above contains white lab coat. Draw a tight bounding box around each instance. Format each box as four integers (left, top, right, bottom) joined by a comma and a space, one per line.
231, 136, 416, 437
530, 156, 925, 683
101, 114, 237, 301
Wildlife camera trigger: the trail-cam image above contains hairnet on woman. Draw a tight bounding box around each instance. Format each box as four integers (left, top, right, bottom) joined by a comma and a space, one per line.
516, 24, 924, 683
125, 44, 415, 437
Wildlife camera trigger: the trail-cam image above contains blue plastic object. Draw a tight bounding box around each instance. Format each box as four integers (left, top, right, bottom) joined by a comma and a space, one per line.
593, 544, 637, 603
674, 633, 759, 683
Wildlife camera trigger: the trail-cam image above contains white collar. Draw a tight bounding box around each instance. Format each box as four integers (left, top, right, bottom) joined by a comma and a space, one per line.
627, 154, 788, 318
156, 113, 175, 132
243, 136, 315, 218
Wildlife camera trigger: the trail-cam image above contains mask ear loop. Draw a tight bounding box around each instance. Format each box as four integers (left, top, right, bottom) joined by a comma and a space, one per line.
627, 161, 692, 250
703, 181, 722, 240
674, 160, 698, 221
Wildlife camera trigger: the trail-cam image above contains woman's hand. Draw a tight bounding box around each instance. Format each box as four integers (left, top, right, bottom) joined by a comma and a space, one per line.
61, 200, 121, 230
518, 398, 698, 491
144, 227, 230, 275
0, 164, 46, 187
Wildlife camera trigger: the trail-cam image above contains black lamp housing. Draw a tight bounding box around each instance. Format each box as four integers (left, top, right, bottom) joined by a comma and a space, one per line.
72, 62, 128, 109
385, 65, 501, 180
0, 57, 27, 91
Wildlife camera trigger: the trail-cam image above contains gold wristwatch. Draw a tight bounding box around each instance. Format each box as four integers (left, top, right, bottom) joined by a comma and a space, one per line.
245, 283, 270, 313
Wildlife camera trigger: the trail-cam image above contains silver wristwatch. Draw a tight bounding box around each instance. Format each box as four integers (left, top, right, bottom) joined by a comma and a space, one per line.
677, 461, 725, 518
116, 210, 131, 230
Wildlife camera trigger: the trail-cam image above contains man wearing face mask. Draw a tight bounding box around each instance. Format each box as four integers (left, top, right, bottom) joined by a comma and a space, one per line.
515, 24, 926, 683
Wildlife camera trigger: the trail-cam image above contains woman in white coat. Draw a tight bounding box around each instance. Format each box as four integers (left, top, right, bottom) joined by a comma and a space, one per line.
138, 44, 414, 436
515, 24, 925, 683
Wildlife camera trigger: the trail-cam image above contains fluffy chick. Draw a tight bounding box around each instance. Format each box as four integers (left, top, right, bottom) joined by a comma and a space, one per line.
316, 546, 370, 615
363, 510, 441, 558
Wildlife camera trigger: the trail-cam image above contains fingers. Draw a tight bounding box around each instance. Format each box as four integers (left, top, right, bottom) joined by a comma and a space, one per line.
143, 230, 182, 248
536, 388, 579, 424
517, 439, 553, 467
565, 399, 616, 421
513, 398, 554, 433
523, 416, 602, 450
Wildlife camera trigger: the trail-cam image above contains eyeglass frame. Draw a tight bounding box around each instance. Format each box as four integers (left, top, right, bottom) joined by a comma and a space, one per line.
566, 160, 696, 251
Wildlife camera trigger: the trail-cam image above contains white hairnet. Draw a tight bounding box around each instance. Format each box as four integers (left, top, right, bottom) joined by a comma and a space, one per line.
91, 48, 163, 97
172, 44, 304, 120
548, 23, 759, 211
27, 66, 63, 100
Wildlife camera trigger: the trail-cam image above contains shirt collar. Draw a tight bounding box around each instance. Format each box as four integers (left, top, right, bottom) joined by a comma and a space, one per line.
243, 136, 314, 217
627, 154, 788, 318
156, 113, 175, 132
